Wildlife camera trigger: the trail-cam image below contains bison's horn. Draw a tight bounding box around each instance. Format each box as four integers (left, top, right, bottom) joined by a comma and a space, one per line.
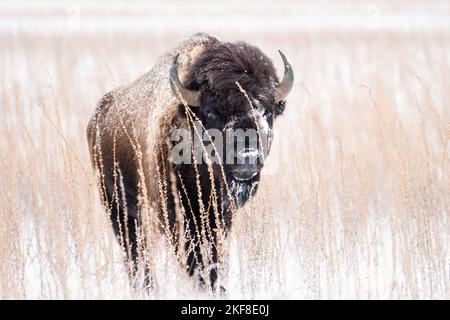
275, 50, 294, 102
170, 53, 201, 107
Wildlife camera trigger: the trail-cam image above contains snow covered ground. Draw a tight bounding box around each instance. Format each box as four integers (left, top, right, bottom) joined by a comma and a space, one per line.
0, 0, 448, 299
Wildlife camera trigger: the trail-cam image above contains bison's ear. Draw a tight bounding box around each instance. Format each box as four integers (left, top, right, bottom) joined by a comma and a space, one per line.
170, 105, 187, 130
177, 104, 187, 118
274, 100, 287, 117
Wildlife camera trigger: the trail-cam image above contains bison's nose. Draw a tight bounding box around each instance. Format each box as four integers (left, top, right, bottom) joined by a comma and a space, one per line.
236, 147, 261, 163
232, 148, 263, 181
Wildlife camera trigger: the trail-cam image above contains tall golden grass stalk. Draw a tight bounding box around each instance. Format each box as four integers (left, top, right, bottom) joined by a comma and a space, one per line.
0, 1, 448, 299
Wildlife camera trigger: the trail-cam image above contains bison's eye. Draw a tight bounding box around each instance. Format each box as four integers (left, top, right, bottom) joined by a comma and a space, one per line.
207, 112, 217, 121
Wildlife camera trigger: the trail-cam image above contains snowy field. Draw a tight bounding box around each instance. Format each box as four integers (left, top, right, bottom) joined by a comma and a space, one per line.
0, 0, 449, 299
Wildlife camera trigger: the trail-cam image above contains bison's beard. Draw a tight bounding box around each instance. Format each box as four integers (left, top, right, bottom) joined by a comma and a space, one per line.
175, 161, 260, 220
208, 163, 261, 206
228, 174, 260, 207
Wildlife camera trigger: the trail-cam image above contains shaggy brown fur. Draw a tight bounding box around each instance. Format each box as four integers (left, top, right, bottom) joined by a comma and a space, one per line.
87, 33, 288, 291
87, 33, 220, 283
186, 41, 280, 113
87, 33, 219, 214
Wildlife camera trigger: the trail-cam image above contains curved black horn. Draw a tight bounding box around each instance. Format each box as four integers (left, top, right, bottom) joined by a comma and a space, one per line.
169, 54, 200, 107
275, 50, 294, 102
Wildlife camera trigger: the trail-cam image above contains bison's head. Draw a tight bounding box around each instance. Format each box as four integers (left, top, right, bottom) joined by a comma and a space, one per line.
170, 42, 293, 185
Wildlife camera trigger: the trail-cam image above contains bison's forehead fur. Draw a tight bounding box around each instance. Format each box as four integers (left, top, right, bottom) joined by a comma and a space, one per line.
186, 42, 280, 114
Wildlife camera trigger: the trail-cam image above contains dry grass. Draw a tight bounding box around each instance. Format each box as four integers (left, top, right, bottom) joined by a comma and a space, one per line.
0, 0, 449, 299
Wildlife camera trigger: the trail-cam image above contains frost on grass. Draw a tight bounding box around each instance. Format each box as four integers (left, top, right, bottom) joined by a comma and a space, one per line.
0, 1, 448, 299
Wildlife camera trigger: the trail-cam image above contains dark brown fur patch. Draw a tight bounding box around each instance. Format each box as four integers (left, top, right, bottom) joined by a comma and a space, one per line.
186, 41, 280, 113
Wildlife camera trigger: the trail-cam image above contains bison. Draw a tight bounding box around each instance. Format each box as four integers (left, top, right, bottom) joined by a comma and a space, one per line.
87, 33, 293, 291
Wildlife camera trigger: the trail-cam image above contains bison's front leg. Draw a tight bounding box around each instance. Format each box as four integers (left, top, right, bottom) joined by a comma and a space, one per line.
102, 171, 152, 290
185, 230, 222, 292
109, 198, 153, 290
207, 243, 227, 294
109, 204, 138, 269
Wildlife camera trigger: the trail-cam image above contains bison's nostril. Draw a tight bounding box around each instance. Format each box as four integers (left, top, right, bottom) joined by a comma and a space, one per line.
237, 148, 259, 159
232, 169, 258, 181
235, 148, 262, 165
